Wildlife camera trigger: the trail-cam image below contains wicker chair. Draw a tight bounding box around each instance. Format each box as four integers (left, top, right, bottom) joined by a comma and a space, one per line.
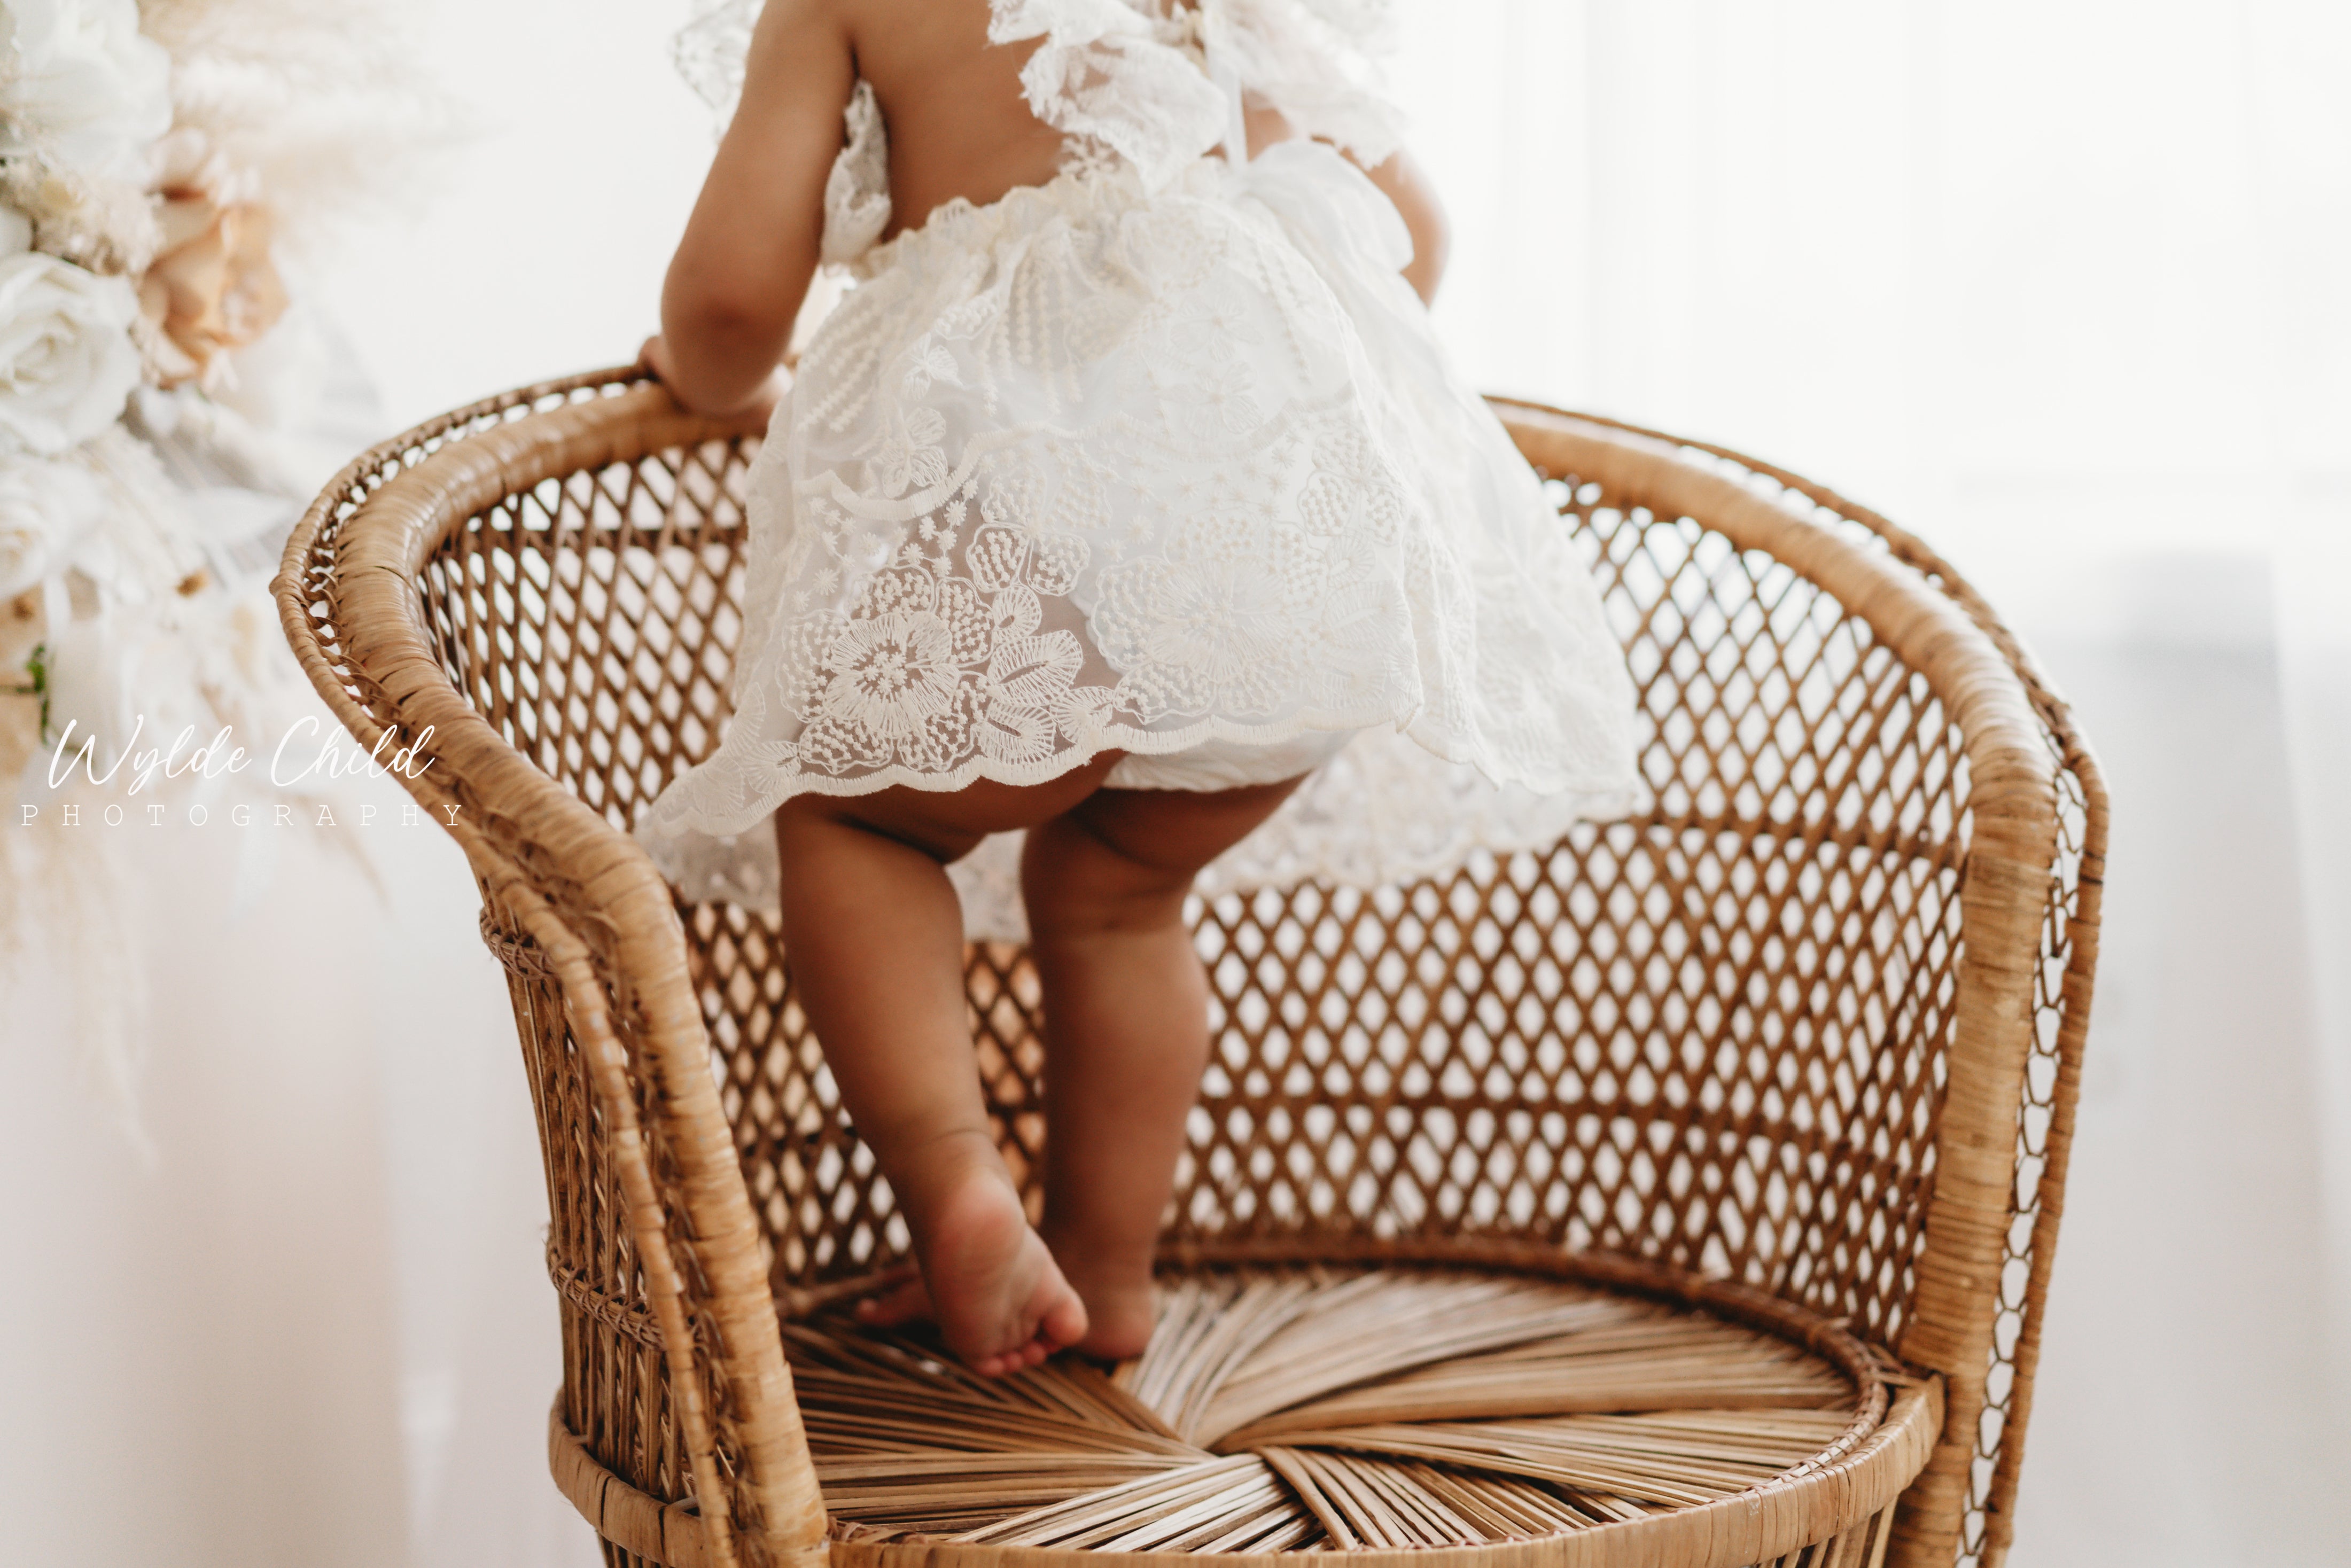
274, 370, 2103, 1568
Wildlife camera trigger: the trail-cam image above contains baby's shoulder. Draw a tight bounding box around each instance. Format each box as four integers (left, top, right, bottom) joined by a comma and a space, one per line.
826, 0, 999, 44
821, 0, 1025, 108
739, 0, 1000, 101
754, 0, 984, 41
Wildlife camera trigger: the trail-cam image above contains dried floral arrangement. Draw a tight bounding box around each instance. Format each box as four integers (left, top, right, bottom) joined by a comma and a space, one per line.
0, 0, 439, 1134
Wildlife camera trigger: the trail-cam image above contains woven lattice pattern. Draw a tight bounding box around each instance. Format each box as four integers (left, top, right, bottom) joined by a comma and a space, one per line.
415, 407, 1970, 1542
415, 443, 753, 829
1586, 418, 2106, 1568
276, 373, 2103, 1568
649, 479, 1969, 1355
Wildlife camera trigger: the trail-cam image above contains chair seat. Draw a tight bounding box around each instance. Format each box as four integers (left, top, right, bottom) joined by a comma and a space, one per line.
556, 1244, 1938, 1568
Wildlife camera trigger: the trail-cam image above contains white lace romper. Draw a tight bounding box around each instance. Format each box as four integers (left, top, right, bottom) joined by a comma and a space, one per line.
641, 0, 1640, 935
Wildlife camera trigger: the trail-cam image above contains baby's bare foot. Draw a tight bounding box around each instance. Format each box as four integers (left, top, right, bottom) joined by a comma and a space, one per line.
864, 1169, 1087, 1376
1041, 1237, 1160, 1362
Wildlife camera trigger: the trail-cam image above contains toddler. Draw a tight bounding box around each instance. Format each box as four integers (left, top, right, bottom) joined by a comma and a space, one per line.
639, 0, 1638, 1377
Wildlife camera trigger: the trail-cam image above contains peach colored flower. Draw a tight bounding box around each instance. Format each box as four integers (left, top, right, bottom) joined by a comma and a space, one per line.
137, 187, 287, 389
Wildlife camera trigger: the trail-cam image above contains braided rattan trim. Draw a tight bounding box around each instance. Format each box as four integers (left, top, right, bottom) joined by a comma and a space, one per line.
274, 372, 824, 1568
551, 1241, 667, 1353
553, 1405, 721, 1568
482, 908, 559, 977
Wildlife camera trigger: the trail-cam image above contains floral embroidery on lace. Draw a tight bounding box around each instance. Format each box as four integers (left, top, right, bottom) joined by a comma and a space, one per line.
645, 145, 1634, 843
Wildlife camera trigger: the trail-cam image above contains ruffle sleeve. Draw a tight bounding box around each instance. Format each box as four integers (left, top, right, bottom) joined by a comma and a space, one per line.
1214, 0, 1406, 168
988, 0, 1230, 189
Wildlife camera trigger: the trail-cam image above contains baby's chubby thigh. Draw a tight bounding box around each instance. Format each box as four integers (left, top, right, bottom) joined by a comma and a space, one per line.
777, 752, 1129, 864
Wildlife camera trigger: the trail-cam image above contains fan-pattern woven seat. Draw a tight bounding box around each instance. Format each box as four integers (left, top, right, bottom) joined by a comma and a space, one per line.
751, 1260, 1933, 1564
275, 372, 2103, 1568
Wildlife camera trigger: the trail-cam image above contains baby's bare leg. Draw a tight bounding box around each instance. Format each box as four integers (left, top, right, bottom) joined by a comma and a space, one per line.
1021, 779, 1306, 1359
774, 765, 1115, 1374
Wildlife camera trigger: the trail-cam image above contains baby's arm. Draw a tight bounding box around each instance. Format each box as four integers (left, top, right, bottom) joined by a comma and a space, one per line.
1361, 151, 1447, 305
1243, 102, 1448, 306
652, 0, 856, 415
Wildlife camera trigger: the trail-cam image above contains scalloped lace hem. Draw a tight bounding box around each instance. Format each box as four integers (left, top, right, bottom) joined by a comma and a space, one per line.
636, 718, 1648, 940
642, 705, 1401, 841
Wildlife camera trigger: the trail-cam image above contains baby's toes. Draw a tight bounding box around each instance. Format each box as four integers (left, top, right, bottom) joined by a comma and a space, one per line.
1033, 1274, 1089, 1356
855, 1274, 933, 1329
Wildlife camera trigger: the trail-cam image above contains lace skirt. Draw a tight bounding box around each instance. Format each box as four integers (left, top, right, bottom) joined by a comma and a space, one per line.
638, 141, 1639, 935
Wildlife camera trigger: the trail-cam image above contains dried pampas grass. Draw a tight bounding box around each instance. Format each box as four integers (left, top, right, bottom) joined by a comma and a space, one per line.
136, 0, 456, 263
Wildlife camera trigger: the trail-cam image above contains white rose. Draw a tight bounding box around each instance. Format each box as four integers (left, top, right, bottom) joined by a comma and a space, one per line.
0, 250, 141, 455
0, 449, 104, 598
0, 0, 174, 188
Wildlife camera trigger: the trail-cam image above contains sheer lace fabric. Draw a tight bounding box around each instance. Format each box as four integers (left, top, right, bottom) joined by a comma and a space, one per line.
643, 0, 1640, 934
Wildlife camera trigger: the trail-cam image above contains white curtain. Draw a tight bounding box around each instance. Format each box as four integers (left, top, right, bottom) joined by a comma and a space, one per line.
0, 779, 589, 1566
6, 2, 2340, 1565
1390, 5, 2351, 1563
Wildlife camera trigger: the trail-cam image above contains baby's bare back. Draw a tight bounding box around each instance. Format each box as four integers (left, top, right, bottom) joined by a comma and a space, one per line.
839, 0, 1073, 238
654, 0, 1427, 417
652, 0, 1083, 412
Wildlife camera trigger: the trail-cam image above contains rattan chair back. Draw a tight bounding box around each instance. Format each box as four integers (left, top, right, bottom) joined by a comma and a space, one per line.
275, 371, 2103, 1568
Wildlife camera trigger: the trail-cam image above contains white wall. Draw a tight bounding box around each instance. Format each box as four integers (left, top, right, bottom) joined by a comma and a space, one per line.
317, 0, 714, 429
